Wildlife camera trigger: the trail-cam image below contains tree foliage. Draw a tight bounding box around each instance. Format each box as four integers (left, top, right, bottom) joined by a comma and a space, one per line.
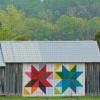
94, 30, 100, 48
0, 0, 100, 20
0, 5, 26, 40
0, 27, 11, 40
14, 34, 30, 41
0, 3, 100, 41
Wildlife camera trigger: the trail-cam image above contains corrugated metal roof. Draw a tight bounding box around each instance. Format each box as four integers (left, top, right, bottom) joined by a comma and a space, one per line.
0, 48, 6, 66
0, 41, 100, 63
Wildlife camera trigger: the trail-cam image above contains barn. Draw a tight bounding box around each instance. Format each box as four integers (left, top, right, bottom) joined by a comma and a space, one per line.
0, 41, 100, 97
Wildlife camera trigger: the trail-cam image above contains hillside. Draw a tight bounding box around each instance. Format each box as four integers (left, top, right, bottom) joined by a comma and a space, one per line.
0, 0, 99, 41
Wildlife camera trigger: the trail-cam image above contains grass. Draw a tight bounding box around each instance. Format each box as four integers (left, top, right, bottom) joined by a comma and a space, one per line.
0, 97, 100, 100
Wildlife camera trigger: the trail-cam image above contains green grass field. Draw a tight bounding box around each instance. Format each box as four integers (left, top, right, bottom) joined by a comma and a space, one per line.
0, 97, 100, 100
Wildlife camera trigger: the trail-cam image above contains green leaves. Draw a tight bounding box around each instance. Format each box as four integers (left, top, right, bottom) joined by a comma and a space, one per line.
14, 34, 30, 41
0, 27, 11, 40
38, 9, 54, 20
25, 18, 53, 41
0, 3, 100, 41
6, 5, 26, 36
54, 15, 85, 40
94, 30, 100, 48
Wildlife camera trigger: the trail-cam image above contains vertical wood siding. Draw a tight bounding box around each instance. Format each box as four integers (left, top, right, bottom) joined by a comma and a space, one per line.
85, 63, 100, 97
0, 68, 5, 95
4, 63, 23, 96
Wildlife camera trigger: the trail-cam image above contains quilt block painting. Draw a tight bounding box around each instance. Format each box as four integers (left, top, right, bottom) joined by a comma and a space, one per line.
23, 64, 85, 96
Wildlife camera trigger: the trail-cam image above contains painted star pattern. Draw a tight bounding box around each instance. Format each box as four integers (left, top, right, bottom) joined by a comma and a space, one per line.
25, 65, 53, 94
55, 65, 83, 94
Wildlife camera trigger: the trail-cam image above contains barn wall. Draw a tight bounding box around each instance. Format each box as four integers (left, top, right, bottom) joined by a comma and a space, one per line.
2, 63, 100, 97
4, 63, 23, 96
85, 63, 100, 97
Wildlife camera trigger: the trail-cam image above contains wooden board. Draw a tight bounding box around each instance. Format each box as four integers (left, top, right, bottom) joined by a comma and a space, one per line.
85, 63, 100, 97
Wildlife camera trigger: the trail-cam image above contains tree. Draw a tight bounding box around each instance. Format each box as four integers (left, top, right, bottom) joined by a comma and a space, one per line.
91, 2, 100, 17
38, 9, 54, 20
86, 17, 100, 40
0, 5, 26, 40
43, 0, 74, 15
66, 7, 77, 17
94, 30, 100, 48
0, 27, 12, 40
25, 18, 53, 41
6, 5, 26, 37
54, 15, 85, 40
14, 34, 30, 41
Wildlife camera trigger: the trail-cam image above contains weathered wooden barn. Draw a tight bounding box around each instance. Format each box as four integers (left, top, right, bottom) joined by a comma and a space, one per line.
0, 41, 100, 97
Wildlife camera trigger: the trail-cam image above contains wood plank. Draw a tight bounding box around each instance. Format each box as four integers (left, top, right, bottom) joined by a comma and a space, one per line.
15, 64, 18, 96
96, 64, 98, 97
16, 63, 20, 96
17, 64, 20, 96
1, 68, 4, 94
9, 64, 12, 95
18, 64, 20, 96
0, 68, 2, 95
91, 63, 93, 97
9, 64, 15, 96
89, 63, 92, 97
95, 64, 98, 97
98, 64, 100, 97
87, 63, 89, 96
96, 64, 97, 97
12, 64, 15, 96
95, 64, 97, 97
97, 64, 99, 97
85, 63, 87, 96
88, 63, 90, 96
19, 64, 23, 96
93, 64, 96, 97
7, 64, 9, 96
4, 65, 6, 94
92, 64, 94, 97
94, 64, 96, 97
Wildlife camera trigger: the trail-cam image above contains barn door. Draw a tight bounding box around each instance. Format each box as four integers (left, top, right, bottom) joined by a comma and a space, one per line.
0, 68, 4, 95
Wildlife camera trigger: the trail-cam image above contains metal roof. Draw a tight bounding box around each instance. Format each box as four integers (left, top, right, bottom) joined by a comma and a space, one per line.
0, 41, 100, 63
0, 48, 6, 66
